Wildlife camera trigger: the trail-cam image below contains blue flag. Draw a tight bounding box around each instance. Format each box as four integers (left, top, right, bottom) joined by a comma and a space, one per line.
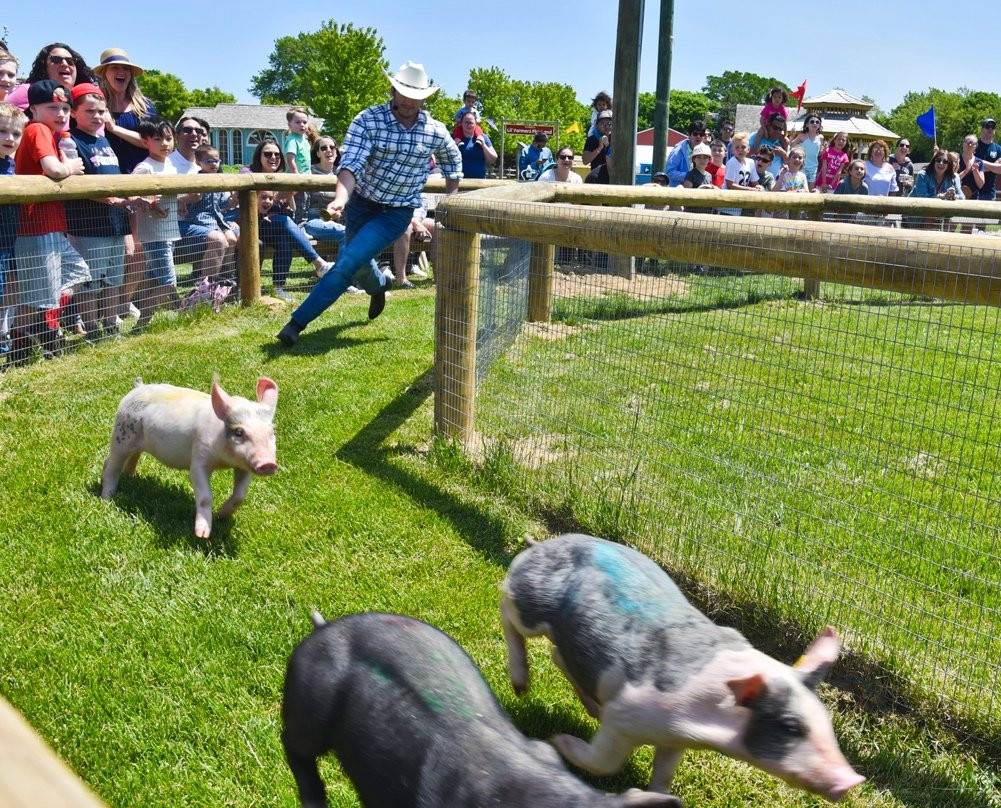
916, 105, 936, 140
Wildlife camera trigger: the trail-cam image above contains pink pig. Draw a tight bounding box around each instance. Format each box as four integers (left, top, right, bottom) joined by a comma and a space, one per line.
101, 376, 279, 538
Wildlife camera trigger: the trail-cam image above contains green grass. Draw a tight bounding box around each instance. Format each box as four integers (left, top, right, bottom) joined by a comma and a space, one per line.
0, 272, 998, 808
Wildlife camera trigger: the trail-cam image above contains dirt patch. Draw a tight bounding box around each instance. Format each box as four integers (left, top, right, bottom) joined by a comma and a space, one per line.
522, 321, 590, 341
552, 267, 688, 300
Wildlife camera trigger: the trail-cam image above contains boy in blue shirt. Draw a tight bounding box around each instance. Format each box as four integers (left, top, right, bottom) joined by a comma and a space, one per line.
66, 83, 129, 339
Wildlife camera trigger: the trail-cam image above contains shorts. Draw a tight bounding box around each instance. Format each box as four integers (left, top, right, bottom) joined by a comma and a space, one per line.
143, 240, 176, 287
14, 232, 91, 309
76, 236, 125, 290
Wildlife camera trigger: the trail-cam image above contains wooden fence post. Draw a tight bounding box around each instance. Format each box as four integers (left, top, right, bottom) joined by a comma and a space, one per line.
237, 189, 260, 306
434, 226, 480, 443
803, 209, 822, 299
528, 242, 555, 322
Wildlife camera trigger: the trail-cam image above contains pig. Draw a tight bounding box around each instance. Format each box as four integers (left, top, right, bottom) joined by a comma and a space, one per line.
281, 611, 683, 808
501, 534, 866, 802
100, 376, 278, 538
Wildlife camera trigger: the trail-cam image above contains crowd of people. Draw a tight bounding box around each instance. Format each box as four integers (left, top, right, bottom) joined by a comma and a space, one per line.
0, 42, 997, 366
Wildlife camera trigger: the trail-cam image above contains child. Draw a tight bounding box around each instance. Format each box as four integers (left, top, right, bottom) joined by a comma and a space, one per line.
773, 147, 810, 193
131, 116, 181, 328
759, 86, 789, 130
0, 47, 17, 102
0, 101, 25, 354
283, 107, 311, 176
683, 142, 715, 214
10, 80, 89, 365
834, 160, 869, 195
587, 91, 612, 138
753, 145, 776, 191
179, 144, 238, 284
789, 113, 824, 189
451, 89, 484, 139
720, 132, 761, 217
817, 131, 850, 194
708, 139, 727, 188
66, 83, 129, 339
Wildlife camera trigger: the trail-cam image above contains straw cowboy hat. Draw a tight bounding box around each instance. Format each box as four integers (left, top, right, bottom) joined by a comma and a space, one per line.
384, 61, 439, 100
93, 48, 144, 76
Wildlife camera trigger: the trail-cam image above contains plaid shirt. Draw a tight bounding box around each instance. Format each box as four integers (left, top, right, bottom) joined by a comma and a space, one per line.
340, 102, 463, 208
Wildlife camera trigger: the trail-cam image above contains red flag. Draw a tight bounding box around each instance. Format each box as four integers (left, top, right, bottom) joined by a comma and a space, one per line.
789, 80, 807, 112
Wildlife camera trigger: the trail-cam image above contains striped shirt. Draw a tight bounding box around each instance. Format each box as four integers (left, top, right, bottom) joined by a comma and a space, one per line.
340, 102, 462, 208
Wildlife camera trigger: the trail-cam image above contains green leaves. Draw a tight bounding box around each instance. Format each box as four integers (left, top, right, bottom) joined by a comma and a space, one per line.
139, 69, 236, 126
249, 20, 389, 140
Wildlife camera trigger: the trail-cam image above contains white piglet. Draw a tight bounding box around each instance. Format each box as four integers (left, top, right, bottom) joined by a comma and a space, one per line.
101, 376, 279, 538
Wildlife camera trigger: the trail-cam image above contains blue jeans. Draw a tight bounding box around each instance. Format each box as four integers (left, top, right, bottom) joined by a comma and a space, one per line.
293, 196, 412, 327
303, 215, 346, 244
260, 213, 320, 289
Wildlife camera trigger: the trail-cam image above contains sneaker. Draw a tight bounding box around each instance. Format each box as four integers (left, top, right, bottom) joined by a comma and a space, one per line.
408, 265, 428, 278
346, 285, 365, 295
274, 287, 292, 301
120, 302, 141, 319
381, 267, 395, 283
397, 278, 415, 289
314, 261, 333, 279
368, 276, 390, 320
75, 316, 87, 337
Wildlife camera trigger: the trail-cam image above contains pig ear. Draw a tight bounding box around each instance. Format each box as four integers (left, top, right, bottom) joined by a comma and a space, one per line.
256, 377, 278, 409
727, 673, 767, 707
793, 626, 841, 691
210, 376, 233, 421
618, 789, 683, 808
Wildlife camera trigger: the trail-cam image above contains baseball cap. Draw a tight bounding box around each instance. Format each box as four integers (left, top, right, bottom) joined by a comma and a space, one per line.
533, 132, 549, 142
71, 83, 105, 104
28, 80, 70, 106
983, 118, 997, 128
597, 109, 613, 121
691, 143, 712, 158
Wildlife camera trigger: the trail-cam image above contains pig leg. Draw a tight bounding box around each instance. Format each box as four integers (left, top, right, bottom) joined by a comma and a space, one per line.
281, 730, 327, 808
649, 747, 684, 794
551, 646, 601, 718
216, 469, 251, 520
500, 598, 531, 694
551, 724, 634, 776
189, 465, 214, 538
101, 450, 142, 498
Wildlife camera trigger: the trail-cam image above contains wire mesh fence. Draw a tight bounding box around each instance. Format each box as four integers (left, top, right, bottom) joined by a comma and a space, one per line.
435, 186, 1001, 754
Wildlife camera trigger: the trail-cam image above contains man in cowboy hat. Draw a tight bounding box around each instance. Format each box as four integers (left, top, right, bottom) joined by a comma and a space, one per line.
277, 61, 462, 346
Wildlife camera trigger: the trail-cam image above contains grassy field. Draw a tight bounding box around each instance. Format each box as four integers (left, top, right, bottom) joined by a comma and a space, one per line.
0, 271, 997, 808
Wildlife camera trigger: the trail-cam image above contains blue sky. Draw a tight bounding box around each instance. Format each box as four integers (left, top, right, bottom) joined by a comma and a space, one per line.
3, 1, 984, 115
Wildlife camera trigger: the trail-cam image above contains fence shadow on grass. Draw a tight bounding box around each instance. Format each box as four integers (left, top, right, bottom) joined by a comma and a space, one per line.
334, 366, 513, 568
91, 476, 240, 556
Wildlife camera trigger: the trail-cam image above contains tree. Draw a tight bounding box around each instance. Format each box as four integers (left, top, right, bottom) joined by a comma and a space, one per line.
138, 69, 189, 124
702, 70, 784, 123
878, 87, 1001, 162
639, 90, 712, 132
250, 20, 389, 139
466, 66, 589, 157
187, 86, 237, 109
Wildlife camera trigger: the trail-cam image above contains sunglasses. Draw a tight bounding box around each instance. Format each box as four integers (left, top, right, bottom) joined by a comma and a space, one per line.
934, 158, 948, 164
180, 126, 205, 135
199, 157, 220, 164
318, 144, 336, 151
806, 119, 820, 125
898, 143, 910, 149
557, 155, 573, 161
722, 126, 734, 132
262, 151, 281, 159
48, 55, 74, 65
984, 123, 997, 129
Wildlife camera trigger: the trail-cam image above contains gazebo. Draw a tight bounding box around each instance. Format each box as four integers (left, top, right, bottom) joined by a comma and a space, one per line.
736, 89, 898, 158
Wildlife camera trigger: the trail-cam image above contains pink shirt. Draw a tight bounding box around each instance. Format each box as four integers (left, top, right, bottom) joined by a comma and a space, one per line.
818, 149, 849, 191
759, 101, 789, 122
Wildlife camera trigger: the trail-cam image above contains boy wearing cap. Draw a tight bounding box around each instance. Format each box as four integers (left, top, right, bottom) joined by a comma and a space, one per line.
583, 110, 612, 169
9, 80, 89, 364
66, 82, 128, 339
682, 142, 714, 214
519, 132, 553, 181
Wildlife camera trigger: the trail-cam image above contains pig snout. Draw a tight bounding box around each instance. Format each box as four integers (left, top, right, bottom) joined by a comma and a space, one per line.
254, 460, 278, 476
827, 769, 866, 802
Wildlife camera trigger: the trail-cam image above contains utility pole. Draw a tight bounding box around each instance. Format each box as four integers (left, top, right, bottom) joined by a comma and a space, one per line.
609, 0, 643, 187
652, 1, 674, 173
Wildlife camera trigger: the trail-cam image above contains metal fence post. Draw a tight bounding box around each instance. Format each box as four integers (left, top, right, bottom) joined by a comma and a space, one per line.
237, 189, 261, 306
434, 226, 480, 442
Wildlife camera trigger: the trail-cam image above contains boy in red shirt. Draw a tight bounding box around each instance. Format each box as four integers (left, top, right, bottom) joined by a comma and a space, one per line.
9, 79, 88, 364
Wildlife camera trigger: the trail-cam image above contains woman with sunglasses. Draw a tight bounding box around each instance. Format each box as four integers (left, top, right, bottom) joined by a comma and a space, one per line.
240, 140, 331, 300
538, 148, 583, 184
889, 139, 914, 196
906, 148, 962, 230
6, 43, 95, 114
789, 113, 824, 190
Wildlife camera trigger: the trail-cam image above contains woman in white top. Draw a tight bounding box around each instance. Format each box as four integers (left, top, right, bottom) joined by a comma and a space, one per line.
538, 147, 583, 183
864, 140, 899, 196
